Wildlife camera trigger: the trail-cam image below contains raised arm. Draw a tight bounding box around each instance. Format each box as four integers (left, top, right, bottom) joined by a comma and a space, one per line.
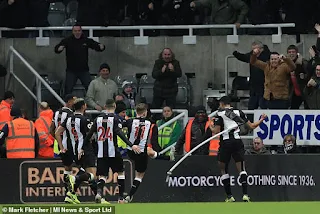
250, 49, 267, 70
281, 55, 296, 72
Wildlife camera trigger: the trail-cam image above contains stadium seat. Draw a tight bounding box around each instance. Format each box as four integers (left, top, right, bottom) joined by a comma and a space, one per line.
138, 75, 154, 104
48, 2, 66, 26
66, 1, 78, 19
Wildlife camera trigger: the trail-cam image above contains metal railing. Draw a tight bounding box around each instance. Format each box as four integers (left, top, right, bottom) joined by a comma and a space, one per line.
6, 46, 66, 108
0, 23, 295, 38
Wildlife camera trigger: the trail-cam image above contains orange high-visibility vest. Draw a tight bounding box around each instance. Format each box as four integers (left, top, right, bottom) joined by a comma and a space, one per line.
6, 118, 36, 158
35, 110, 54, 158
0, 100, 11, 130
185, 118, 220, 156
147, 124, 155, 148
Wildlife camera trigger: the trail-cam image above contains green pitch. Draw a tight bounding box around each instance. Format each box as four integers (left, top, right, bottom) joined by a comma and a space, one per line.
115, 202, 320, 214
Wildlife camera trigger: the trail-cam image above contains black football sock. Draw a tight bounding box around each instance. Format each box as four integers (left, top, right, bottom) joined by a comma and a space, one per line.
118, 175, 125, 198
129, 178, 142, 197
97, 178, 106, 196
89, 180, 98, 196
240, 171, 248, 195
221, 174, 232, 197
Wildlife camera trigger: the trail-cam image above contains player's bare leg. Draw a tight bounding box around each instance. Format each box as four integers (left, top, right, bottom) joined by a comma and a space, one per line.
236, 161, 250, 202
117, 172, 126, 203
218, 161, 235, 202
125, 171, 145, 203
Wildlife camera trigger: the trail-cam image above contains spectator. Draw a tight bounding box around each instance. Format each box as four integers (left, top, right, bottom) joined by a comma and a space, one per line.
280, 134, 301, 154
0, 0, 28, 37
0, 91, 14, 130
304, 64, 320, 109
159, 0, 195, 35
34, 102, 54, 158
85, 63, 118, 111
28, 0, 57, 28
121, 81, 137, 109
250, 49, 296, 109
152, 48, 182, 108
245, 0, 282, 35
245, 137, 270, 155
233, 41, 271, 109
76, 0, 109, 26
0, 106, 39, 158
156, 106, 182, 156
286, 45, 308, 109
127, 0, 159, 25
307, 24, 320, 78
190, 0, 248, 35
175, 106, 217, 155
54, 25, 105, 95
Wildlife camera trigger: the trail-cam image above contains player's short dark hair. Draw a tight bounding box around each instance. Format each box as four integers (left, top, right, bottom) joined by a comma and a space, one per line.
74, 98, 85, 110
136, 103, 147, 115
270, 51, 279, 55
105, 99, 115, 109
64, 94, 76, 102
219, 96, 232, 105
4, 91, 14, 100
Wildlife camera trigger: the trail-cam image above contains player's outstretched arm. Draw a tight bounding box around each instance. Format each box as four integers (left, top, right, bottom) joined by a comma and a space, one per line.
246, 114, 267, 129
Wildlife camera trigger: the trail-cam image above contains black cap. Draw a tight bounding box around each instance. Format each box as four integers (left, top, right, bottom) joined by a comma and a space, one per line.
99, 63, 110, 72
10, 106, 22, 117
195, 105, 206, 114
4, 91, 14, 100
115, 101, 127, 114
64, 94, 75, 102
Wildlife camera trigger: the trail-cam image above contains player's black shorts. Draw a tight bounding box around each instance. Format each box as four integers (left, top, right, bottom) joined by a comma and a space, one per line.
218, 139, 245, 163
60, 145, 96, 169
97, 157, 124, 176
127, 150, 148, 173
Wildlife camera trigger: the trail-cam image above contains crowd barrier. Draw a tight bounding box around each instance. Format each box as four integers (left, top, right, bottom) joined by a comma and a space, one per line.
0, 155, 319, 203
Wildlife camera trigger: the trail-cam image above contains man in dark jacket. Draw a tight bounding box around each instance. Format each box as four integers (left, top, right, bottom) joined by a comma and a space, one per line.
175, 106, 210, 155
286, 45, 308, 109
152, 48, 182, 108
245, 137, 270, 155
54, 25, 105, 95
233, 41, 270, 109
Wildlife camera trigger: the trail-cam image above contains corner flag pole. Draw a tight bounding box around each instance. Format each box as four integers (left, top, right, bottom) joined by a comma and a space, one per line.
165, 125, 238, 183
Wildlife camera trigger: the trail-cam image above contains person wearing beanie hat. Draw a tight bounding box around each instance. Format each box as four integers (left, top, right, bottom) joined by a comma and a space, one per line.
174, 105, 215, 156
121, 80, 138, 114
86, 63, 118, 111
0, 105, 40, 158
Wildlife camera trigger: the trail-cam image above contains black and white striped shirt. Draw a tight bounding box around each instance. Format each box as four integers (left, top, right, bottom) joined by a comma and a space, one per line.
53, 107, 73, 149
215, 108, 248, 140
61, 112, 91, 156
86, 113, 132, 158
125, 118, 152, 153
